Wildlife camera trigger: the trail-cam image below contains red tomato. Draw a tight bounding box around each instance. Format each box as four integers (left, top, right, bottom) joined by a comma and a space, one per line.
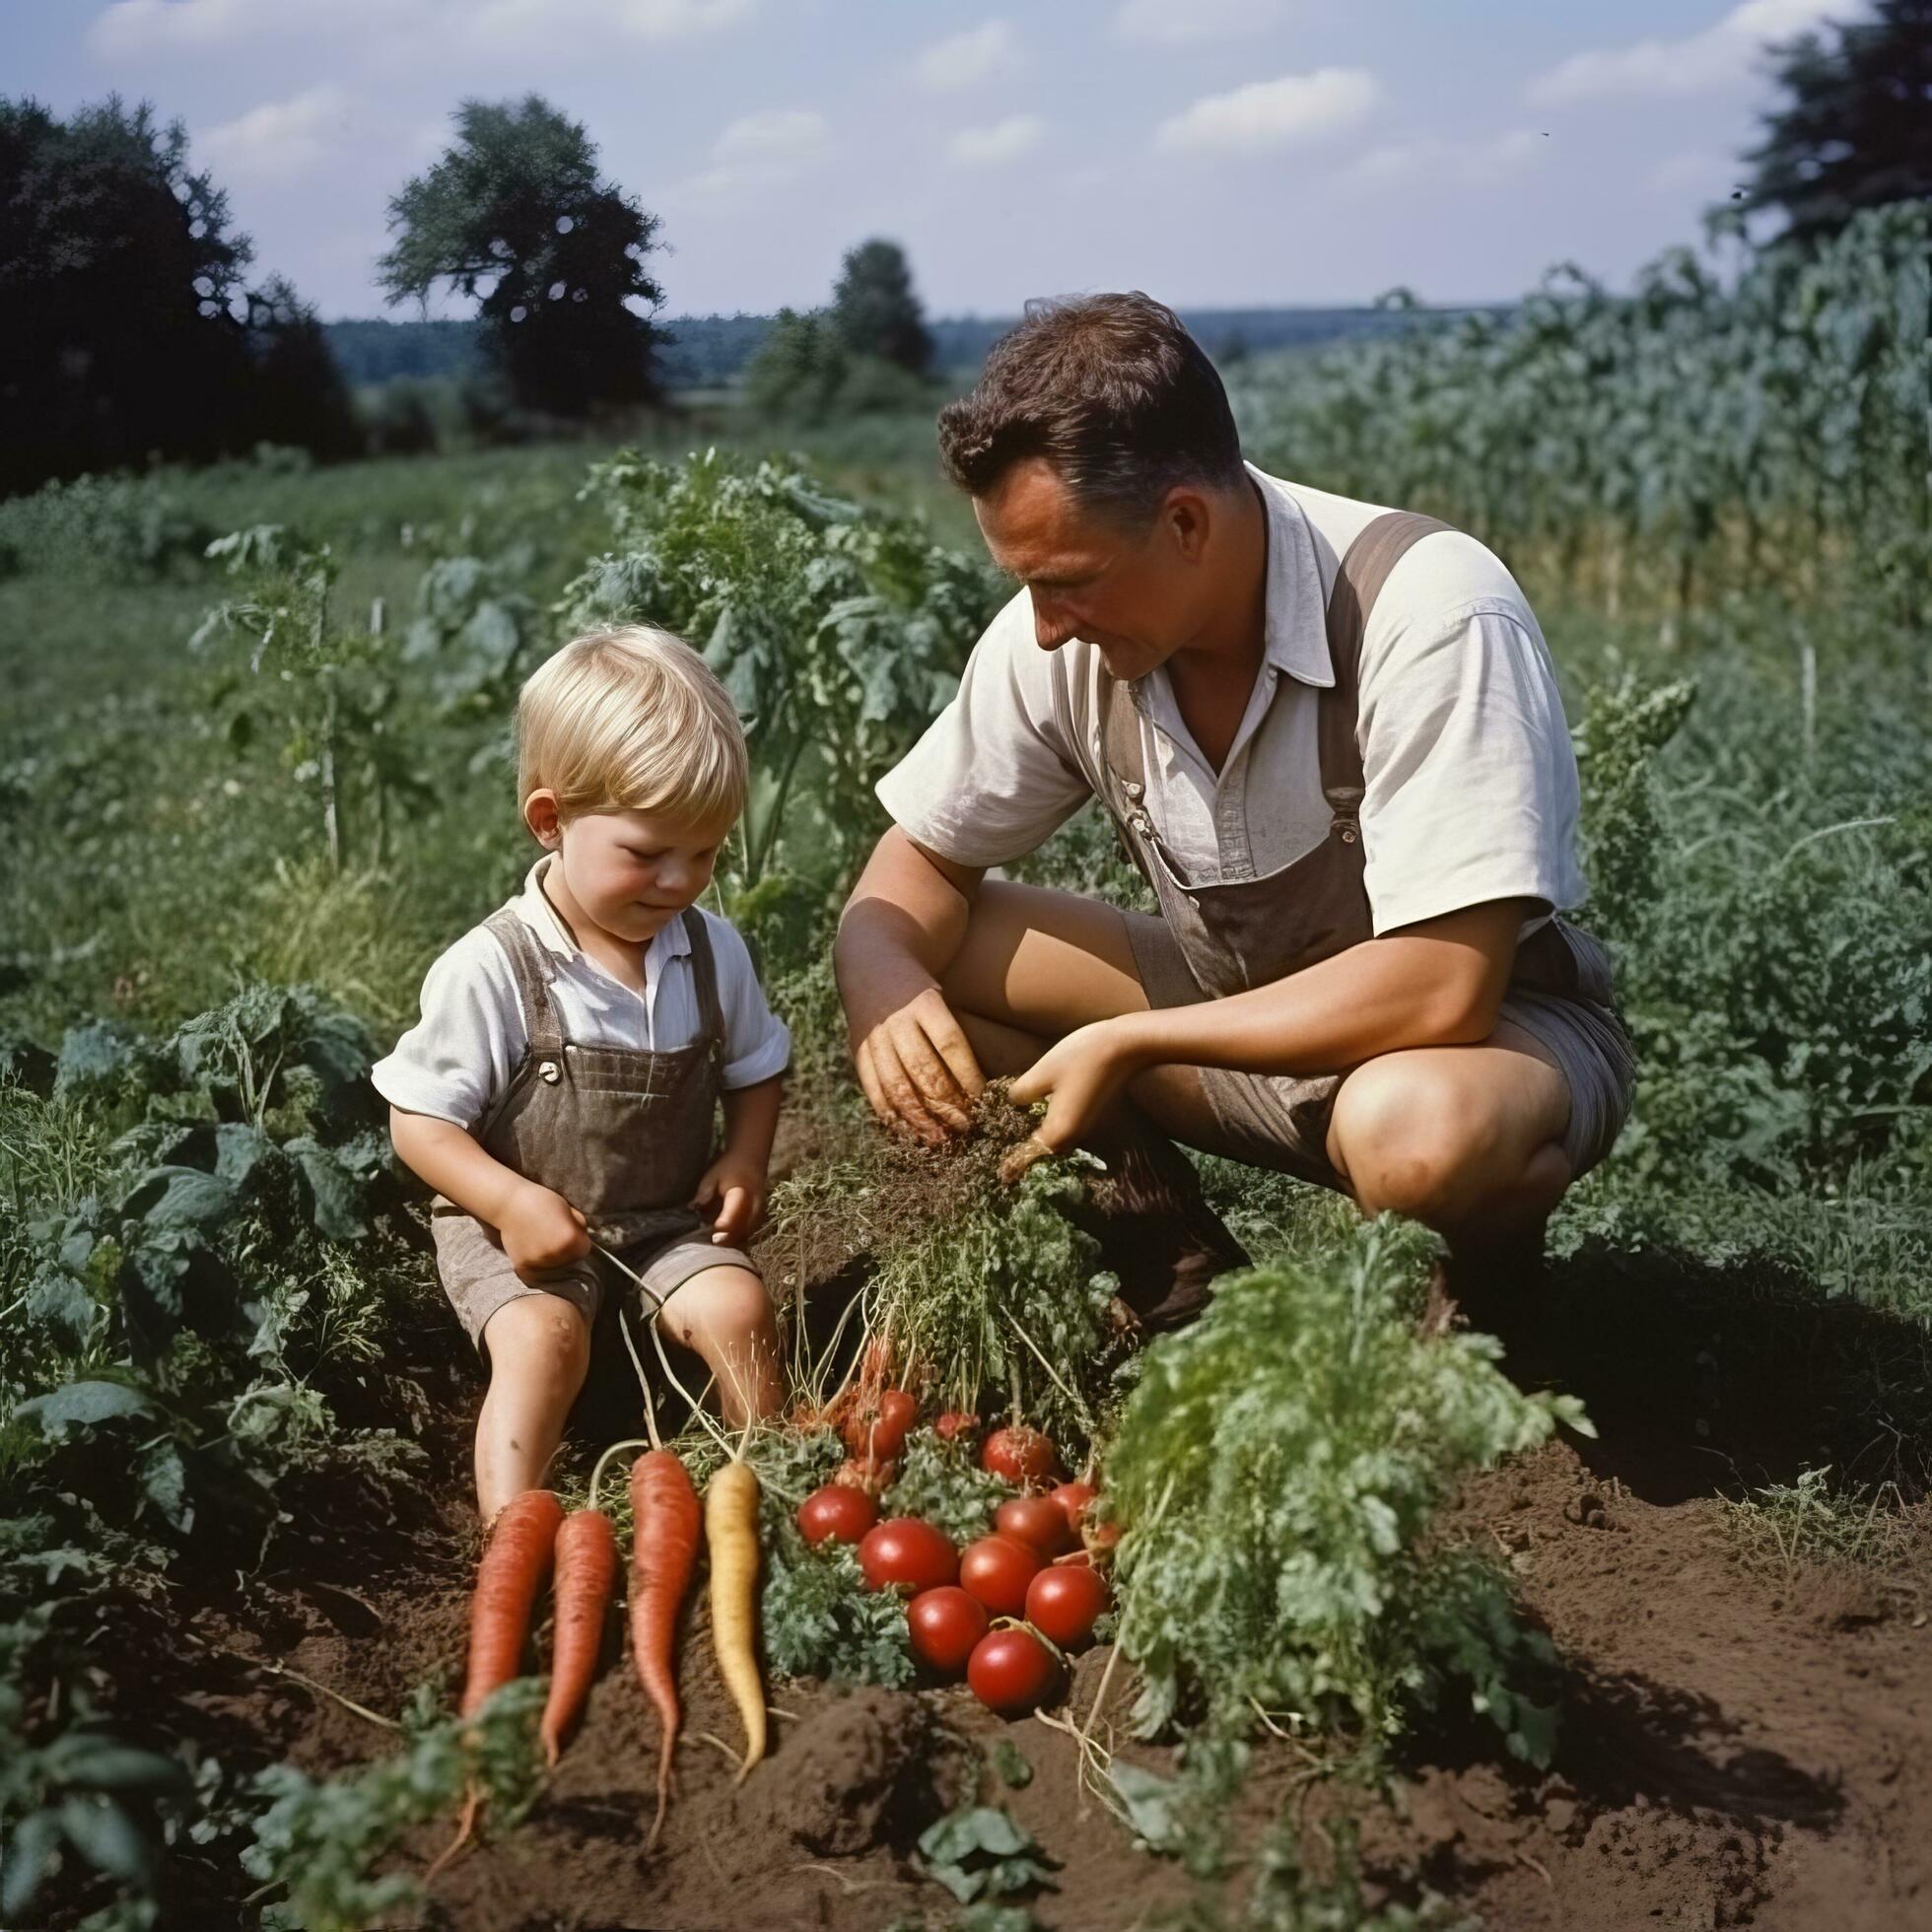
995, 1495, 1073, 1556
967, 1625, 1061, 1715
858, 1517, 957, 1595
1050, 1481, 1097, 1535
957, 1535, 1042, 1617
906, 1586, 988, 1675
933, 1410, 980, 1443
872, 1389, 917, 1458
797, 1484, 877, 1547
1026, 1561, 1109, 1650
981, 1425, 1062, 1490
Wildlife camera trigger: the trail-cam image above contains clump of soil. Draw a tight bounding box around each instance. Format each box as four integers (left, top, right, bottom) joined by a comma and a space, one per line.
748, 1686, 956, 1855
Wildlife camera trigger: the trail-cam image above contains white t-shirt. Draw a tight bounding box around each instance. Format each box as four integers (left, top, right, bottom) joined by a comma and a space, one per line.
372, 859, 792, 1132
874, 464, 1587, 936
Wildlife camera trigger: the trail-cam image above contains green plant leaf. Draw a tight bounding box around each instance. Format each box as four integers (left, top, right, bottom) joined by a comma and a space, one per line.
15, 1379, 155, 1440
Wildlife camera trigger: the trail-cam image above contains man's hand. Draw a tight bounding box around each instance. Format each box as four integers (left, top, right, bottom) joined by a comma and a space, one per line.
1003, 1017, 1145, 1178
852, 984, 987, 1145
692, 1150, 768, 1246
499, 1182, 590, 1281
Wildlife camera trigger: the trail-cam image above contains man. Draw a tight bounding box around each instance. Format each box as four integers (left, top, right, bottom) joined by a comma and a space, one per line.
835, 293, 1632, 1311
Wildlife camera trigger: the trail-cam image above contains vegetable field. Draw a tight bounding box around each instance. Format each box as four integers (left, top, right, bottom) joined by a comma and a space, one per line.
2, 207, 1928, 1931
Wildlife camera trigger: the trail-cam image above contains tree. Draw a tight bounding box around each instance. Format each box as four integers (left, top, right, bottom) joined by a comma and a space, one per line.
380, 97, 666, 418
244, 278, 365, 462
1732, 0, 1932, 246
0, 97, 256, 493
831, 239, 932, 376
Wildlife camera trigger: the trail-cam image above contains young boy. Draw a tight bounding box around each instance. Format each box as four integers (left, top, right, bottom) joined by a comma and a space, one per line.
374, 626, 790, 1522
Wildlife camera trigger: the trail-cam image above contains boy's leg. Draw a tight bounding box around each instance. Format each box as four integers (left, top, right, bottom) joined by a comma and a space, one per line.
654, 1264, 784, 1425
474, 1292, 592, 1523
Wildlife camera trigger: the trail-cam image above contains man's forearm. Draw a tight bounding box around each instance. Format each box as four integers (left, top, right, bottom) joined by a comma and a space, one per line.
835, 827, 982, 1019
1117, 903, 1527, 1081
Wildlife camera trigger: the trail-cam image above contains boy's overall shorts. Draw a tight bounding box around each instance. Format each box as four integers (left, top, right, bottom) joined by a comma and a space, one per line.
429, 905, 756, 1358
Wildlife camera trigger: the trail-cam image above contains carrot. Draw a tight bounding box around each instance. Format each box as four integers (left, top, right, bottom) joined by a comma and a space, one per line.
706, 1457, 766, 1781
631, 1447, 702, 1845
539, 1506, 618, 1767
462, 1488, 564, 1717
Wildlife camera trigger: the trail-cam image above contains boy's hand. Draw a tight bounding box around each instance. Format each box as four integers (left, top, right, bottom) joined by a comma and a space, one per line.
500, 1182, 591, 1280
692, 1151, 768, 1247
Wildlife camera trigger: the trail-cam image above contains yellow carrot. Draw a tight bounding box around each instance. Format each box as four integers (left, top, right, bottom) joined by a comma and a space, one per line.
705, 1459, 765, 1780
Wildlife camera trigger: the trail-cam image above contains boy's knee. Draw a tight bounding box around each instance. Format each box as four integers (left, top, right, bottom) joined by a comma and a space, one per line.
483, 1291, 592, 1373
664, 1265, 773, 1342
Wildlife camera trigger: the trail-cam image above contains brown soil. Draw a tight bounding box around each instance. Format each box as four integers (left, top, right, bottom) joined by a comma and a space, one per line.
86, 1159, 1932, 1931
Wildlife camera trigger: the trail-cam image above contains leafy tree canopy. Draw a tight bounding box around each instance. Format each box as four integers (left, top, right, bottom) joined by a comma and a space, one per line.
831, 238, 932, 376
379, 96, 666, 417
1732, 0, 1932, 245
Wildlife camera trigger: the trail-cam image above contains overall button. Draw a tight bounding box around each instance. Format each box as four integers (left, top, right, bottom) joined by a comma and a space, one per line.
538, 1060, 563, 1083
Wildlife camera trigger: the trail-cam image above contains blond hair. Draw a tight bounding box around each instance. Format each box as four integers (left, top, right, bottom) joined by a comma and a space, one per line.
517, 625, 747, 828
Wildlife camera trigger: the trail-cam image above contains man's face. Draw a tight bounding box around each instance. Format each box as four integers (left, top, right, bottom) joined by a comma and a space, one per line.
973, 456, 1214, 682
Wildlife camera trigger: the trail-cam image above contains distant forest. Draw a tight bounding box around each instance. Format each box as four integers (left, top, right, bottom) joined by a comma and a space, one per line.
325, 305, 1506, 391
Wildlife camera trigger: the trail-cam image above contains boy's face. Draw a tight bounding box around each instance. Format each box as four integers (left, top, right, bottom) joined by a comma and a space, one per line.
526, 797, 733, 947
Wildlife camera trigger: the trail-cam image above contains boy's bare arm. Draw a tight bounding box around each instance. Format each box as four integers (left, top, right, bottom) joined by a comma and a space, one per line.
693, 1073, 785, 1245
388, 1107, 590, 1275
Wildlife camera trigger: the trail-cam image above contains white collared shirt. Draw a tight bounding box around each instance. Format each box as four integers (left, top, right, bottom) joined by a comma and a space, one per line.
371, 860, 792, 1131
874, 464, 1586, 934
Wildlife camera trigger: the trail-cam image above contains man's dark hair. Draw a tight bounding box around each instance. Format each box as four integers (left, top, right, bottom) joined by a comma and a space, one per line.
936, 292, 1245, 525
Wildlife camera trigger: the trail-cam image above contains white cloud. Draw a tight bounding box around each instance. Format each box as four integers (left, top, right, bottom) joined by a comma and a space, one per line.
89, 0, 752, 59
669, 104, 828, 202
1114, 0, 1283, 45
949, 114, 1045, 167
915, 20, 1019, 92
1527, 0, 1837, 104
1340, 127, 1550, 191
198, 84, 351, 180
1156, 68, 1378, 157
714, 107, 828, 164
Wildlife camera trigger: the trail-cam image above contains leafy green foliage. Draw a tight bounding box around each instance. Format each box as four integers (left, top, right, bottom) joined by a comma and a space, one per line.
917, 1805, 1055, 1906
242, 1680, 544, 1932
885, 1428, 1012, 1545
1107, 1220, 1586, 1761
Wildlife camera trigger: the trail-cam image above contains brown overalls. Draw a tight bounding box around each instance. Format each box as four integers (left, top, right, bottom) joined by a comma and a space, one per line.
1099, 512, 1635, 1189
431, 894, 756, 1355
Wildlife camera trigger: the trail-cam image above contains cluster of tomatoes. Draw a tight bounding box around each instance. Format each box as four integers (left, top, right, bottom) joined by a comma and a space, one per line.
795, 1398, 1113, 1716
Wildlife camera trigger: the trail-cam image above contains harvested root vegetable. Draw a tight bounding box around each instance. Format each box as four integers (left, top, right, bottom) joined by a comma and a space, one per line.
982, 1425, 1062, 1490
996, 1494, 1074, 1556
959, 1534, 1042, 1618
906, 1585, 989, 1675
706, 1459, 766, 1780
1025, 1561, 1108, 1650
832, 1452, 898, 1496
967, 1624, 1061, 1715
630, 1447, 703, 1845
462, 1489, 564, 1717
933, 1410, 980, 1443
858, 1516, 957, 1595
1050, 1481, 1097, 1536
798, 1484, 877, 1546
843, 1387, 918, 1462
539, 1506, 617, 1766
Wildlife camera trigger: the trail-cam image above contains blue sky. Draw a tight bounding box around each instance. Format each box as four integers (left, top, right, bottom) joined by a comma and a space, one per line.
8, 0, 1852, 320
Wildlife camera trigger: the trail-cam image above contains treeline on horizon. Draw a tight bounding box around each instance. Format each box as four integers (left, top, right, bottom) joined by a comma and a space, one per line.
323, 303, 1496, 391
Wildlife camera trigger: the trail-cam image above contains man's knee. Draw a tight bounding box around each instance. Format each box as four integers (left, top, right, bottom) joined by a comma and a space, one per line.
1329, 1060, 1511, 1226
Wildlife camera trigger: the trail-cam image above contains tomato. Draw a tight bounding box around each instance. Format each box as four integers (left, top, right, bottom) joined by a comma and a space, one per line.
981, 1425, 1062, 1490
1050, 1481, 1097, 1535
967, 1625, 1061, 1715
872, 1389, 917, 1458
906, 1586, 988, 1675
957, 1534, 1042, 1616
995, 1495, 1073, 1556
797, 1484, 877, 1547
933, 1410, 979, 1443
858, 1516, 957, 1595
1026, 1561, 1108, 1650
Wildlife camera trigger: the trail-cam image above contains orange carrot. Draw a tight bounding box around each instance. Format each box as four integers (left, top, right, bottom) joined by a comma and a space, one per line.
630, 1448, 702, 1847
538, 1506, 618, 1767
462, 1488, 564, 1717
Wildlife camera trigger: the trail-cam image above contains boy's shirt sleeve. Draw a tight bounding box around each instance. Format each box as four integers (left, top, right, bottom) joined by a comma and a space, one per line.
708, 917, 792, 1090
369, 928, 523, 1130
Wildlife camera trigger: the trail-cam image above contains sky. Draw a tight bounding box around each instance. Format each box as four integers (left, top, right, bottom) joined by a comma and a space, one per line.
7, 0, 1855, 321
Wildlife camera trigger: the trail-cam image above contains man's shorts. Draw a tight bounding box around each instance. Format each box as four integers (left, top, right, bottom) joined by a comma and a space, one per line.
1123, 913, 1637, 1193
431, 1207, 758, 1359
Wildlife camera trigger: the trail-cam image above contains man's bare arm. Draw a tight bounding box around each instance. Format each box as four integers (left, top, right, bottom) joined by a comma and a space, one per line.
835, 826, 989, 1141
